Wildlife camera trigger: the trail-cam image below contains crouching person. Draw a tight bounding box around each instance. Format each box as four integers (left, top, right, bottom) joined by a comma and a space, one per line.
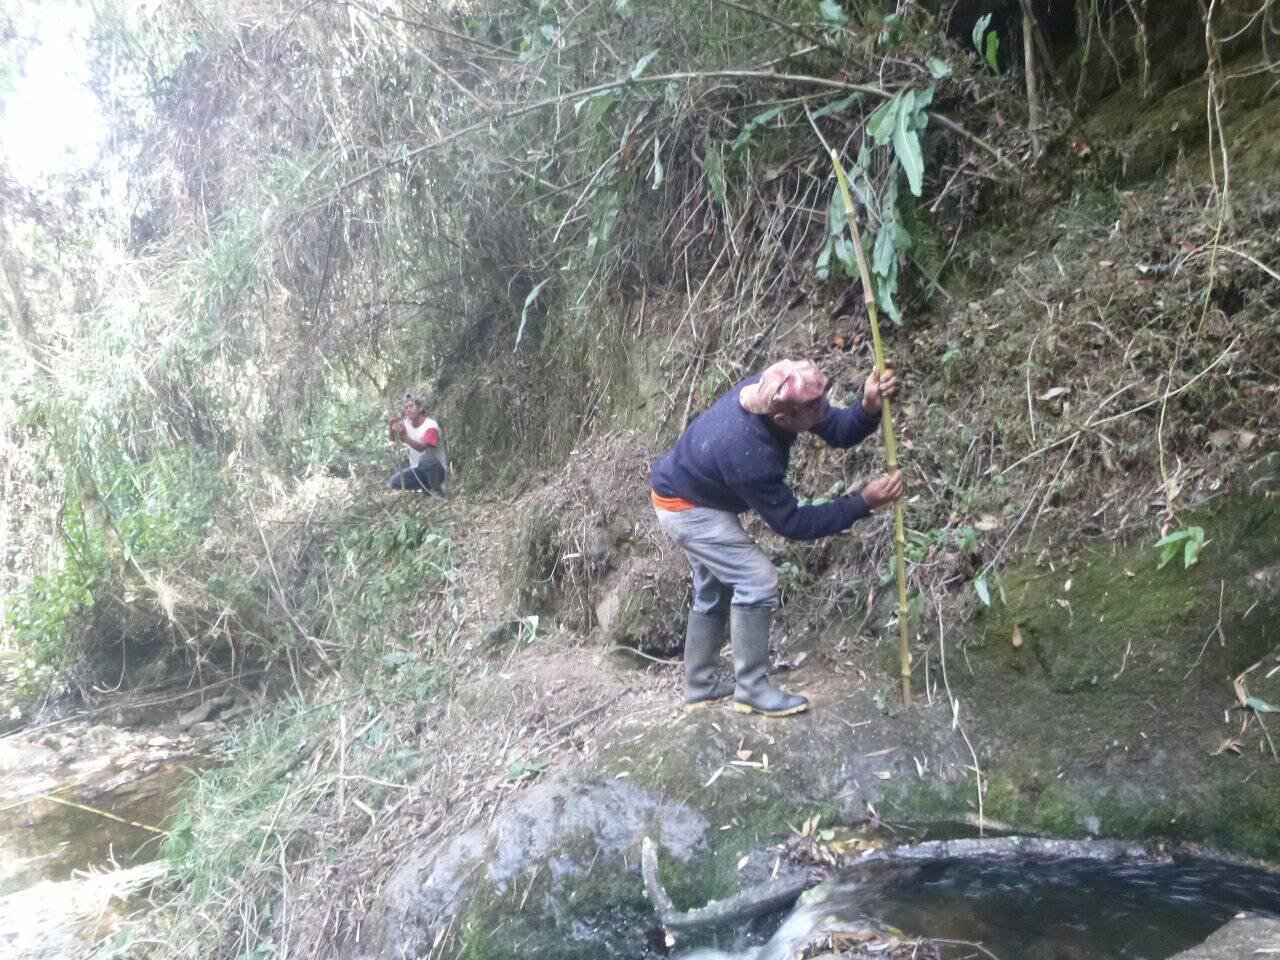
388, 393, 447, 497
649, 359, 902, 717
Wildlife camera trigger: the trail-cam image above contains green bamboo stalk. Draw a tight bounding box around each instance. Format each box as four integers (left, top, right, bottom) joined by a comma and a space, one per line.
829, 149, 912, 707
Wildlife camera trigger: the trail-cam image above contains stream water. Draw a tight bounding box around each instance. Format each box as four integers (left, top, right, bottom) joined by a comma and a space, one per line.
0, 727, 204, 960
0, 762, 186, 895
681, 847, 1280, 960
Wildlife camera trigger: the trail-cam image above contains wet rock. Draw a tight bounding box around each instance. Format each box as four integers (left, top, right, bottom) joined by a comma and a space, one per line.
359, 777, 706, 959
1168, 916, 1280, 959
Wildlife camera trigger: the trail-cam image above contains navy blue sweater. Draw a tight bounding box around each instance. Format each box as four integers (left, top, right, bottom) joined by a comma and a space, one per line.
650, 375, 882, 541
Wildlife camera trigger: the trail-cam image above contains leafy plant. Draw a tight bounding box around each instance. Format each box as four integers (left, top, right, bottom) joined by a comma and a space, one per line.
866, 87, 932, 197
972, 13, 1000, 73
1154, 525, 1207, 570
506, 759, 551, 783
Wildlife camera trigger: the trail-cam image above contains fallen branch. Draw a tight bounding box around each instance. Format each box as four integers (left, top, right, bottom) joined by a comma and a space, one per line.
641, 836, 810, 932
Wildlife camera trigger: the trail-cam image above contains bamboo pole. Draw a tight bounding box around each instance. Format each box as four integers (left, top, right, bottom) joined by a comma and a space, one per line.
13, 793, 175, 836
829, 149, 912, 707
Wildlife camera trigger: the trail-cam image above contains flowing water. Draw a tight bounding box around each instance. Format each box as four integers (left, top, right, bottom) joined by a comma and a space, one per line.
681, 844, 1280, 960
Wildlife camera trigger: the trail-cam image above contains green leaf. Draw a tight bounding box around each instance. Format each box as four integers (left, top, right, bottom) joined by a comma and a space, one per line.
810, 93, 859, 120
892, 91, 925, 196
972, 12, 993, 53
974, 577, 991, 607
506, 758, 551, 782
1245, 697, 1279, 714
927, 58, 952, 78
731, 105, 788, 154
630, 49, 659, 79
703, 147, 727, 206
914, 84, 936, 117
1154, 526, 1205, 569
833, 235, 855, 274
867, 97, 898, 146
650, 136, 665, 189
515, 277, 551, 349
985, 31, 1000, 72
827, 187, 847, 237
819, 0, 849, 25
575, 89, 617, 125
816, 236, 834, 280
1153, 529, 1192, 548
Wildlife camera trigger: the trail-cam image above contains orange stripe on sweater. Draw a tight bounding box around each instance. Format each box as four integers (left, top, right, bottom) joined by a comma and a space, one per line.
650, 490, 697, 512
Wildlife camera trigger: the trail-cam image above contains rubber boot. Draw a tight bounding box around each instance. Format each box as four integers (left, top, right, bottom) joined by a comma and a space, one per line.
684, 610, 734, 709
730, 605, 809, 717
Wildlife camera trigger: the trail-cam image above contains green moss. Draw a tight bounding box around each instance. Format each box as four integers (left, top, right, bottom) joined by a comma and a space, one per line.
888, 495, 1280, 860
602, 578, 684, 655
1086, 53, 1280, 181
456, 861, 653, 960
503, 504, 568, 613
657, 800, 826, 910
974, 495, 1280, 696
885, 773, 1280, 863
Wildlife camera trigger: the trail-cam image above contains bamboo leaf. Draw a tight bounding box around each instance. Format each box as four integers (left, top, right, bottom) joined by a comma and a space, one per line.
974, 577, 991, 607
972, 12, 993, 53
576, 89, 616, 125
514, 278, 551, 349
703, 147, 726, 206
732, 105, 788, 154
630, 49, 659, 79
810, 93, 859, 120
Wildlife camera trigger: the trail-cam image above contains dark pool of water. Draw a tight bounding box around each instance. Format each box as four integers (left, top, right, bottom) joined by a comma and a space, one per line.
840, 853, 1280, 960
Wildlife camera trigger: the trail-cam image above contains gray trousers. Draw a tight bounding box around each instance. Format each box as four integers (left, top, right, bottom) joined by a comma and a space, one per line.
654, 506, 779, 612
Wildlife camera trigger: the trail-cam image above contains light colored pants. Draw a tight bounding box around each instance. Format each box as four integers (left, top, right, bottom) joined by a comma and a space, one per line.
654, 506, 779, 612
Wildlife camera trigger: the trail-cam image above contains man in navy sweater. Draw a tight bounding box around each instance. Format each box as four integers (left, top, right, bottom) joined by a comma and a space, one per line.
650, 359, 902, 717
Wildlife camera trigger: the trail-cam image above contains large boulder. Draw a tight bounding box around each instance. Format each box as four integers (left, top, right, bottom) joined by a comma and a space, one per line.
356, 777, 706, 960
1169, 916, 1280, 959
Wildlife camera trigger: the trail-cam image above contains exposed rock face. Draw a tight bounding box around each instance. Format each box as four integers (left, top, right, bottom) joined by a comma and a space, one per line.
359, 777, 707, 959
1169, 916, 1280, 959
